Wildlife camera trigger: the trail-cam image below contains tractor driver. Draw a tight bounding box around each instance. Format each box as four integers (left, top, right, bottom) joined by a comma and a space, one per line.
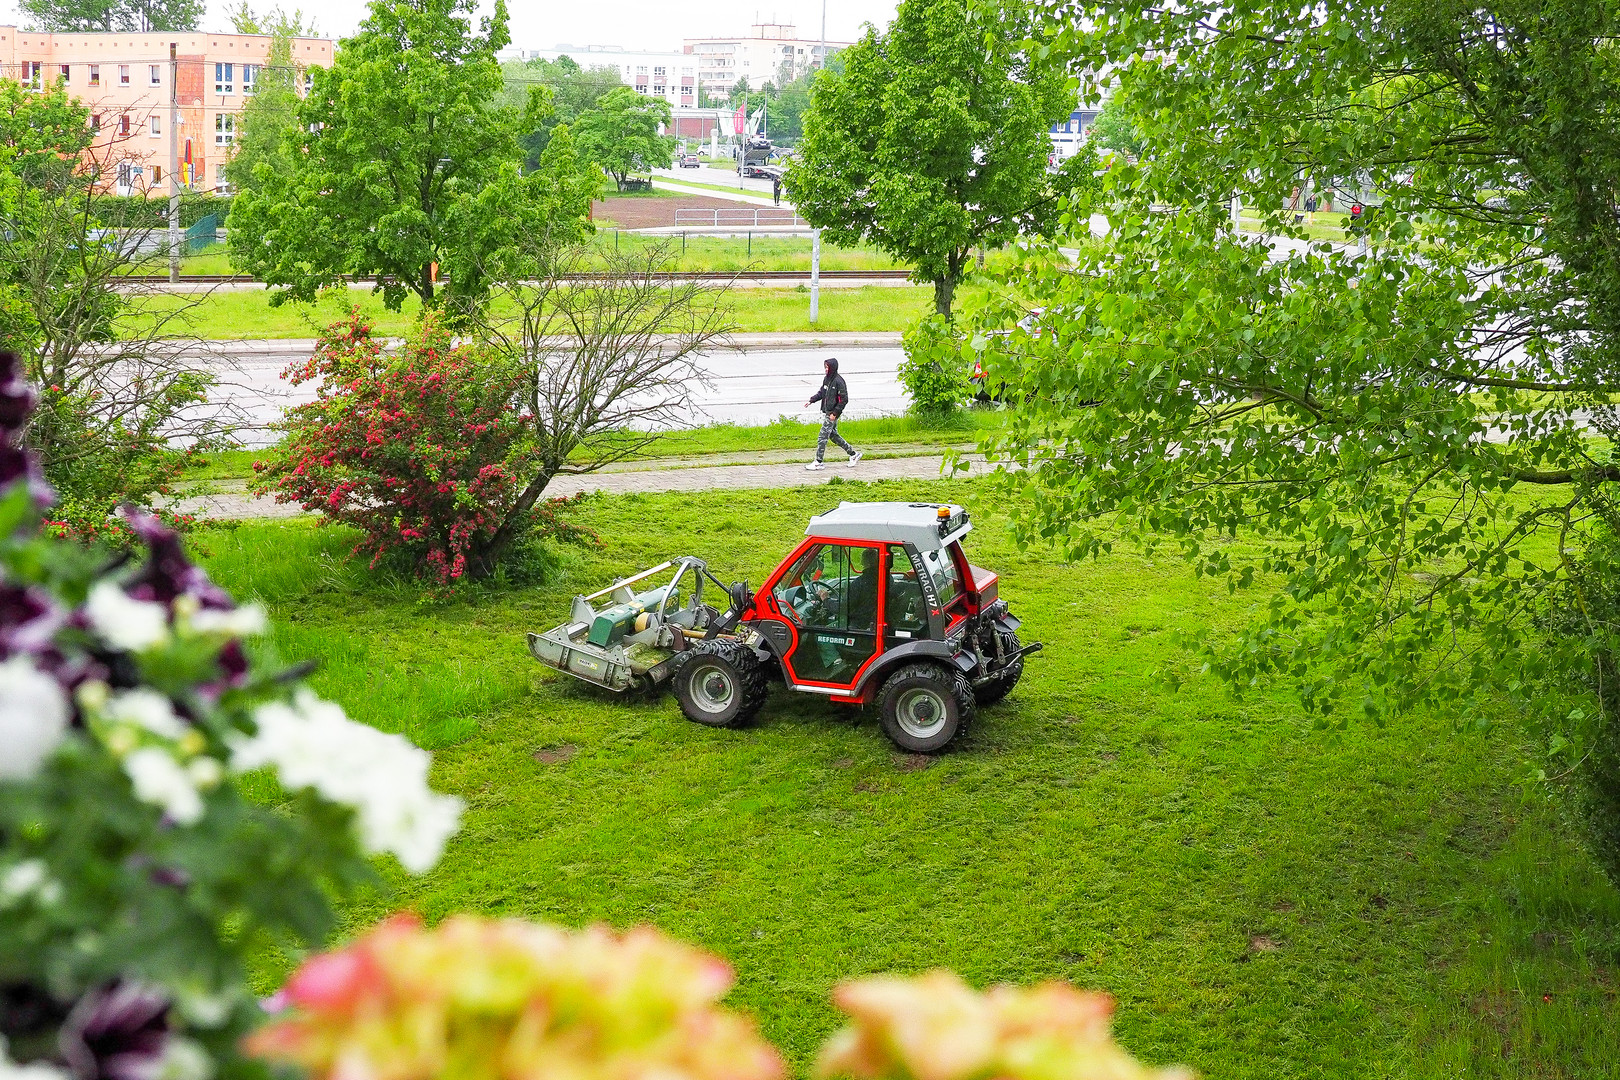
843, 547, 882, 633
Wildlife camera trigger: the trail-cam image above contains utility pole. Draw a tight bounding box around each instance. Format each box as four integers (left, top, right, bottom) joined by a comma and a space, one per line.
809, 228, 821, 325
820, 0, 827, 71
167, 43, 179, 283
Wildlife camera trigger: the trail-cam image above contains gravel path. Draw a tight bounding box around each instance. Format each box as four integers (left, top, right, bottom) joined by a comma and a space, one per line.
171, 450, 989, 520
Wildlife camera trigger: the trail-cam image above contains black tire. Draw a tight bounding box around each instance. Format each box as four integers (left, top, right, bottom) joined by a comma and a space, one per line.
672, 640, 769, 729
877, 662, 976, 753
973, 627, 1025, 707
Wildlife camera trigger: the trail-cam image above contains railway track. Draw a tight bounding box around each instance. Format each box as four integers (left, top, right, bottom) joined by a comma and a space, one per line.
121, 269, 917, 285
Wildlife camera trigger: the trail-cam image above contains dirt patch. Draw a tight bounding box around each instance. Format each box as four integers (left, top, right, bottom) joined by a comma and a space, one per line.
593, 194, 767, 230
830, 756, 855, 770
1247, 934, 1281, 954
853, 779, 880, 794
532, 743, 577, 765
892, 753, 934, 772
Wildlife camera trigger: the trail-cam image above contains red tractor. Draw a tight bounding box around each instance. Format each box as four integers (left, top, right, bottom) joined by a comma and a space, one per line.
526, 502, 1038, 752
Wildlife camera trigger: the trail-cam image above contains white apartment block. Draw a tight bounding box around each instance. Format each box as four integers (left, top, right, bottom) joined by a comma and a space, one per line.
684, 23, 847, 96
508, 45, 698, 109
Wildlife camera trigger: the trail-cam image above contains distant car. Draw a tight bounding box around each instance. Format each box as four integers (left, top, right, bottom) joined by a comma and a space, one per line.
679, 155, 701, 168
741, 164, 784, 180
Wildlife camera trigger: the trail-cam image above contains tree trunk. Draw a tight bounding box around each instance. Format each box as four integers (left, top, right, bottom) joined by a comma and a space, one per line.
933, 275, 956, 320
419, 263, 435, 306
471, 465, 558, 577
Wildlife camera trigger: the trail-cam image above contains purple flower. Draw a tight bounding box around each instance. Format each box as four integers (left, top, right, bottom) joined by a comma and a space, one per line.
57, 982, 171, 1080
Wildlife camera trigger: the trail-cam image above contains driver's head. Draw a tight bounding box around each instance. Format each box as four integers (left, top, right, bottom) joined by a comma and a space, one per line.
857, 548, 880, 575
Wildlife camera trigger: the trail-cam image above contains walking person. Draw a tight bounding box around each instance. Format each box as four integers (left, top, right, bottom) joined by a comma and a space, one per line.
805, 357, 862, 470
772, 176, 782, 205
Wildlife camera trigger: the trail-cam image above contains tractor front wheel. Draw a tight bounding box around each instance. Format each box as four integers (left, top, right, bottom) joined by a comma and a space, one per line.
877, 663, 976, 753
672, 640, 769, 729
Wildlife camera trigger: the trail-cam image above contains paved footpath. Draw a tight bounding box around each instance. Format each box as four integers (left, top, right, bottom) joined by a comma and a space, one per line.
172, 447, 991, 520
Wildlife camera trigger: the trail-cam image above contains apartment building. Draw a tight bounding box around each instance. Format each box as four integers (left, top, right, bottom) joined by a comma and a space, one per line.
508, 45, 699, 110
0, 26, 333, 195
684, 23, 846, 97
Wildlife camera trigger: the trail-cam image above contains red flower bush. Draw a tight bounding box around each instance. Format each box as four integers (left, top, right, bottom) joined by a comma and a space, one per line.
254, 311, 591, 584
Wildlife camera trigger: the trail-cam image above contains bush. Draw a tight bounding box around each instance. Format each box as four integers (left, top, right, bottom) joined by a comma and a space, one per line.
899, 314, 973, 415
1542, 525, 1620, 888
0, 349, 463, 1080
252, 311, 594, 585
90, 193, 234, 229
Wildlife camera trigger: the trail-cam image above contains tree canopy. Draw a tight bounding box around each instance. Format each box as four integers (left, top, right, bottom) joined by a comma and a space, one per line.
224, 18, 306, 196
18, 0, 201, 31
226, 0, 597, 316
961, 0, 1620, 854
784, 0, 1074, 319
572, 86, 675, 189
499, 55, 624, 169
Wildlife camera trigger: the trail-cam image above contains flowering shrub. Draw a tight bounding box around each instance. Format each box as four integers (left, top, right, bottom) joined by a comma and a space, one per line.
816, 972, 1190, 1080
252, 312, 594, 585
0, 350, 463, 1080
246, 915, 786, 1080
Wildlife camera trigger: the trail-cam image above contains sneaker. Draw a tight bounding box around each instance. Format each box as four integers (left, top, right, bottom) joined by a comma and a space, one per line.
848, 451, 863, 467
805, 461, 826, 471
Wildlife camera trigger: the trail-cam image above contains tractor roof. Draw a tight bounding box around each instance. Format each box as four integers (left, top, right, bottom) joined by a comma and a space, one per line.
806, 502, 971, 551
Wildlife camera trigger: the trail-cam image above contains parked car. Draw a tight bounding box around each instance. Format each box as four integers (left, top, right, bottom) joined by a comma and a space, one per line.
679, 155, 701, 168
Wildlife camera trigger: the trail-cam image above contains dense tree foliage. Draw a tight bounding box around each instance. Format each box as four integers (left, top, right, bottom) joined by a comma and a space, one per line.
499, 55, 624, 169
17, 0, 201, 31
227, 0, 595, 316
785, 0, 1074, 318
573, 86, 676, 189
962, 0, 1620, 879
225, 0, 316, 35
1086, 99, 1141, 157
223, 20, 306, 196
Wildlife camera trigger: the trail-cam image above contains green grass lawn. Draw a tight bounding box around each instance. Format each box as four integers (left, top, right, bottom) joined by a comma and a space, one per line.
120, 285, 930, 339
186, 412, 1004, 482
593, 233, 906, 273
194, 479, 1620, 1080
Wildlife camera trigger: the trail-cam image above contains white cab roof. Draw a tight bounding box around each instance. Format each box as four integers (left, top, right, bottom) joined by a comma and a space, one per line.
806, 502, 971, 551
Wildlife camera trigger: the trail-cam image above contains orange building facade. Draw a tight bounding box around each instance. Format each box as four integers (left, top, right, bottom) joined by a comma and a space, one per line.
0, 26, 333, 195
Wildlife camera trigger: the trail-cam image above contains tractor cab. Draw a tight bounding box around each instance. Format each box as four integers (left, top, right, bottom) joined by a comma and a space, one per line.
746, 502, 999, 698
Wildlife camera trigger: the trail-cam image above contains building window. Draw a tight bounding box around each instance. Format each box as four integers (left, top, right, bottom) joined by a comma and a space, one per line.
304, 71, 313, 92
214, 164, 230, 194
150, 114, 161, 136
117, 162, 133, 191
90, 113, 101, 133
215, 62, 233, 94
150, 64, 161, 86
119, 114, 130, 135
60, 64, 71, 83
215, 113, 235, 145
152, 164, 162, 183
119, 64, 129, 85
636, 65, 647, 74
242, 64, 258, 92
89, 64, 100, 86
654, 66, 665, 77
22, 61, 42, 89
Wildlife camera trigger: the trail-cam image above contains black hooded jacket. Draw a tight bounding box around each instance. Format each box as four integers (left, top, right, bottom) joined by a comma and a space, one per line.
808, 358, 849, 417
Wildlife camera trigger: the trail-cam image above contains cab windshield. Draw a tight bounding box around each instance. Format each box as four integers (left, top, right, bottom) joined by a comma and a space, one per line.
920, 546, 962, 609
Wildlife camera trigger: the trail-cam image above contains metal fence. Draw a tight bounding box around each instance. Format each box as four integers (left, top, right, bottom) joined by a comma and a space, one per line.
673, 207, 805, 228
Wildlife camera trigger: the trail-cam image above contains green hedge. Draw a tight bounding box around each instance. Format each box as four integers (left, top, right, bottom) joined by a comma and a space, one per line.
93, 193, 234, 229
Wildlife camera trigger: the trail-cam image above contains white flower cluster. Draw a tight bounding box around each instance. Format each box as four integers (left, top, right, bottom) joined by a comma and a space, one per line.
230, 692, 463, 874
84, 582, 268, 656
0, 656, 69, 782
81, 686, 223, 826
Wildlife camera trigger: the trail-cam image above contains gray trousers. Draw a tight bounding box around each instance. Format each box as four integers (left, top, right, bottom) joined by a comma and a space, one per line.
816, 414, 856, 461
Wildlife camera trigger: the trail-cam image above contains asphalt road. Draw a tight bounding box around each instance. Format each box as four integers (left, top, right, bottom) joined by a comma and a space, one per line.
654, 163, 780, 197
199, 337, 908, 448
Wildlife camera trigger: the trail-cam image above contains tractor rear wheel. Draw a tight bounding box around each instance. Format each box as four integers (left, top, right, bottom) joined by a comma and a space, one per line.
877, 662, 975, 753
973, 627, 1025, 707
672, 640, 769, 729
